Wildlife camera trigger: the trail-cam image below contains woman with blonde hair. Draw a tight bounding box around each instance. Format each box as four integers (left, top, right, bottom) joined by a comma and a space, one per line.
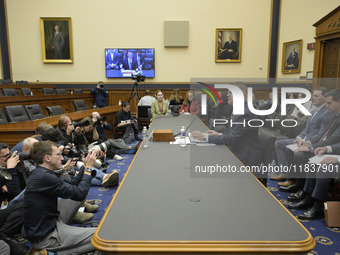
169, 89, 184, 105
151, 90, 169, 121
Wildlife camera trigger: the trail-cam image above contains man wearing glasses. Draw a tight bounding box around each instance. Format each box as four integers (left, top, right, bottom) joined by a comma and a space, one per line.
23, 141, 97, 254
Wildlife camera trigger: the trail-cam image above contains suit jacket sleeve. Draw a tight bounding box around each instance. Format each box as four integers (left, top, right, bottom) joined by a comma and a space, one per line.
208, 114, 252, 146
151, 101, 157, 120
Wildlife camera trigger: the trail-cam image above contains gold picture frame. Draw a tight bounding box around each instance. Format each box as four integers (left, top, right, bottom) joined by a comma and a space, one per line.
281, 40, 302, 74
215, 28, 242, 63
40, 17, 73, 63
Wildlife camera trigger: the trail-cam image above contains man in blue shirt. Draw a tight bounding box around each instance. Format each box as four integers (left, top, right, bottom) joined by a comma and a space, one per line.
90, 81, 109, 108
23, 141, 97, 254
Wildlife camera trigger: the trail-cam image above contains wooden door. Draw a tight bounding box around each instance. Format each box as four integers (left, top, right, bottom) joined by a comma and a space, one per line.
320, 38, 340, 90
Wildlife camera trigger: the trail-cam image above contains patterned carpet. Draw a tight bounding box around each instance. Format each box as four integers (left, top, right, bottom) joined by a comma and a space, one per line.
15, 151, 339, 254
267, 177, 340, 255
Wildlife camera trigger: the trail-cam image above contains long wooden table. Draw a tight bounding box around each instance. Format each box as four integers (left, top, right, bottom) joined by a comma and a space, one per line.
92, 115, 315, 254
0, 106, 121, 147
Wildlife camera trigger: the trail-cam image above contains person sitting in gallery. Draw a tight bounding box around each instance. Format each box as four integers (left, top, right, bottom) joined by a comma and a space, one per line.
179, 91, 200, 115
150, 90, 169, 121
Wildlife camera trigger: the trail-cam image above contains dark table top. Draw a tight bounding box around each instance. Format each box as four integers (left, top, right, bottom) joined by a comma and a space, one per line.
93, 115, 314, 254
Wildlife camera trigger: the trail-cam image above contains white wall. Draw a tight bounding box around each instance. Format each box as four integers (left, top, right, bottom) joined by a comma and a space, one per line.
277, 0, 339, 80
6, 0, 271, 83
6, 0, 339, 83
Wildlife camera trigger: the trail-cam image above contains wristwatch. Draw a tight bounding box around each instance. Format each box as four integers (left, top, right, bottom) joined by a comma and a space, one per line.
85, 167, 93, 173
85, 167, 96, 177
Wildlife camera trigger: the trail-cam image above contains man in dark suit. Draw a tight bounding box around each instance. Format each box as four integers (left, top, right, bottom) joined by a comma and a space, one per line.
122, 51, 138, 70
287, 142, 340, 220
52, 25, 65, 59
192, 82, 261, 167
281, 90, 340, 192
106, 49, 119, 70
285, 46, 299, 70
272, 87, 332, 182
219, 33, 238, 60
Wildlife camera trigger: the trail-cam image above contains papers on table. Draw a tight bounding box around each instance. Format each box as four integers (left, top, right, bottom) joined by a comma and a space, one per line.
188, 133, 209, 143
308, 154, 340, 164
286, 143, 298, 151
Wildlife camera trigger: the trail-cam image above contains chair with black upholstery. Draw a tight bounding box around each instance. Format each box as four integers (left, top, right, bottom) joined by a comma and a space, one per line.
73, 89, 83, 94
56, 89, 67, 95
3, 88, 18, 96
137, 105, 152, 130
16, 80, 28, 84
0, 79, 12, 85
21, 87, 33, 96
24, 104, 46, 120
0, 91, 2, 96
4, 105, 30, 123
42, 88, 56, 95
46, 106, 65, 116
73, 100, 88, 111
0, 108, 8, 124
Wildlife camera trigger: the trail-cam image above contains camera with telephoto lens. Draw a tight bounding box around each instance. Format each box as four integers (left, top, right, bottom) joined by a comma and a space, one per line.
7, 151, 31, 161
95, 116, 107, 125
72, 120, 90, 129
64, 143, 83, 158
132, 74, 145, 83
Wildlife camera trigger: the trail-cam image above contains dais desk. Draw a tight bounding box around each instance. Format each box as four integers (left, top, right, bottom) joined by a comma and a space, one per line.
93, 115, 315, 254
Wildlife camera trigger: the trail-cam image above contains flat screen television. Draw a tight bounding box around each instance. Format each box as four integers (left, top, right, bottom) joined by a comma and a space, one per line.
105, 48, 155, 78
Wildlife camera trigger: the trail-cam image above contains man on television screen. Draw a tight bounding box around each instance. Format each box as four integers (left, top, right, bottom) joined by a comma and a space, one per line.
106, 49, 119, 70
122, 51, 138, 71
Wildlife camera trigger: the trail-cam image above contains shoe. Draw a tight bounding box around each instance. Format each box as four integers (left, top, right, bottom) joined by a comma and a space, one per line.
270, 173, 286, 181
113, 154, 123, 161
102, 170, 119, 187
297, 207, 324, 220
278, 180, 294, 187
279, 184, 299, 192
31, 249, 48, 255
0, 234, 30, 255
288, 199, 313, 209
71, 211, 94, 223
287, 190, 306, 202
83, 201, 98, 213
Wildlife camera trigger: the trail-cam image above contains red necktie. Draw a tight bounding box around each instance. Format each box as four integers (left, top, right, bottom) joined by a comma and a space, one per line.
319, 115, 336, 142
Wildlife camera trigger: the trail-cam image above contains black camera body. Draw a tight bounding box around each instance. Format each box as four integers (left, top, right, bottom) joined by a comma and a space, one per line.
132, 74, 145, 83
95, 116, 107, 123
99, 84, 104, 89
72, 120, 90, 129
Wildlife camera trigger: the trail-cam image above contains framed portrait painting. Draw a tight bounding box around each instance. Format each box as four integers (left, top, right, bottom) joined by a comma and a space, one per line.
40, 17, 73, 63
215, 28, 242, 63
281, 40, 302, 74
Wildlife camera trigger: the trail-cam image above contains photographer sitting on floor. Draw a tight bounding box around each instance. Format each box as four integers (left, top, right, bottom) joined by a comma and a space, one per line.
23, 141, 97, 254
115, 102, 141, 143
91, 111, 112, 142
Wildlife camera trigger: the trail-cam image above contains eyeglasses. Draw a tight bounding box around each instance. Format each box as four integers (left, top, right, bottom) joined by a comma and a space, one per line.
0, 153, 10, 158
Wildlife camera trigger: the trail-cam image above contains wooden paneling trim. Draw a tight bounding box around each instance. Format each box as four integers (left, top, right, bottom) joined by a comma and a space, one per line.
0, 106, 120, 147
